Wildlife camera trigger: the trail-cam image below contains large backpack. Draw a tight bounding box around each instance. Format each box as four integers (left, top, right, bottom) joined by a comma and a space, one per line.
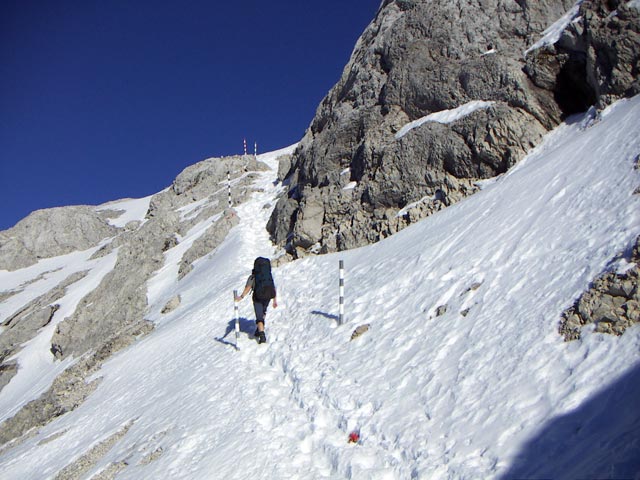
253, 257, 276, 301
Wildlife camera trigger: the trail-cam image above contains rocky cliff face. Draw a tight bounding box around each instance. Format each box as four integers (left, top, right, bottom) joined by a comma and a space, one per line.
268, 0, 640, 256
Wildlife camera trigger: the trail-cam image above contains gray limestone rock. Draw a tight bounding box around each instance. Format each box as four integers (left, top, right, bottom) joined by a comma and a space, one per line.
161, 295, 182, 314
0, 319, 152, 451
0, 206, 119, 271
524, 1, 640, 114
276, 153, 295, 183
268, 0, 639, 256
560, 235, 640, 341
350, 324, 371, 341
0, 271, 88, 394
53, 421, 133, 480
49, 156, 267, 360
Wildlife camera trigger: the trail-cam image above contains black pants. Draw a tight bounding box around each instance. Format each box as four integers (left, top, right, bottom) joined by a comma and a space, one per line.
253, 300, 269, 324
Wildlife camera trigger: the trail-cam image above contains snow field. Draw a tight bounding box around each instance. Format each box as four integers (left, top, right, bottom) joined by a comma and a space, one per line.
0, 98, 639, 479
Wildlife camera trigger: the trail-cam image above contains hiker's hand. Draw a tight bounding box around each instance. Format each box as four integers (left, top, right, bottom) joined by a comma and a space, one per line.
273, 298, 278, 308
234, 294, 242, 302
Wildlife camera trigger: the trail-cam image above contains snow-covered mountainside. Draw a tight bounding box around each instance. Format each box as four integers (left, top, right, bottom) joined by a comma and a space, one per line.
0, 92, 638, 479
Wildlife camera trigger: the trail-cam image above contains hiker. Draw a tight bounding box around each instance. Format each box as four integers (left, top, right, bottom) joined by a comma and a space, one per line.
235, 257, 277, 344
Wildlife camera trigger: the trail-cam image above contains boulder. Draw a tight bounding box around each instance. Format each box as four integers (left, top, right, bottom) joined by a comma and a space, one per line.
161, 295, 181, 314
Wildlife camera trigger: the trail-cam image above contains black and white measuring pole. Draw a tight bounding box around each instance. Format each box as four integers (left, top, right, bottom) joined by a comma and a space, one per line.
233, 289, 240, 349
227, 170, 232, 209
339, 260, 345, 325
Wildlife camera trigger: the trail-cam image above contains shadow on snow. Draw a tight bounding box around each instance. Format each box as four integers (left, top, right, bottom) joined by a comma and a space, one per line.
500, 362, 640, 479
215, 317, 257, 349
311, 310, 339, 322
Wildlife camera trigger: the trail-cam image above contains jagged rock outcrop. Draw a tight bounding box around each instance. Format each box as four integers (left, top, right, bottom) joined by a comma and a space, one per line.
268, 0, 640, 256
525, 1, 640, 113
49, 215, 171, 359
0, 207, 119, 271
560, 235, 640, 341
0, 271, 87, 391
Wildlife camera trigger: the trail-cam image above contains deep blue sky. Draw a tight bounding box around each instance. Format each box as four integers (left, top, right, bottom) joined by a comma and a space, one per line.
0, 1, 380, 230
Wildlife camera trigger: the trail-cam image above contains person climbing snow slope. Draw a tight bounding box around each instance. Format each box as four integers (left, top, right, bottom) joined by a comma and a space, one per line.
235, 257, 278, 344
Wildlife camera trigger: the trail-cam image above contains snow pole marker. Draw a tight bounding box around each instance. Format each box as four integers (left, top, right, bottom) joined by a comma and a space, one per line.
243, 138, 247, 156
339, 260, 345, 325
233, 289, 240, 349
254, 141, 257, 160
227, 170, 232, 208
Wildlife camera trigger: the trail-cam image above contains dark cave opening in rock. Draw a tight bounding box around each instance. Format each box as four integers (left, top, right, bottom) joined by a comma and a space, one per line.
555, 54, 598, 118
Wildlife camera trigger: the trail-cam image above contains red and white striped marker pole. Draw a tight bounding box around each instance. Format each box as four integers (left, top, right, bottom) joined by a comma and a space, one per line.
339, 260, 345, 325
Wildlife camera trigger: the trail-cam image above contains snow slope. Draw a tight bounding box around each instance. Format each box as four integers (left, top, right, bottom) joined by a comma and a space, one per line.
0, 98, 639, 479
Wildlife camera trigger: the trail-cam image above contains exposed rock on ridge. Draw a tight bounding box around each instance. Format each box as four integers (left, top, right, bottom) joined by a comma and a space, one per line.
0, 154, 279, 450
268, 0, 639, 256
0, 271, 87, 391
0, 207, 119, 271
49, 155, 267, 360
525, 1, 640, 114
560, 235, 640, 341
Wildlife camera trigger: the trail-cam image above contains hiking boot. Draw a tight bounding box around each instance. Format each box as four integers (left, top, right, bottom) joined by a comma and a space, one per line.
254, 328, 260, 338
257, 331, 267, 344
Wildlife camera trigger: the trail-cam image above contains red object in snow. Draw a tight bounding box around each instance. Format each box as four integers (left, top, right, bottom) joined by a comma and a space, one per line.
348, 431, 360, 443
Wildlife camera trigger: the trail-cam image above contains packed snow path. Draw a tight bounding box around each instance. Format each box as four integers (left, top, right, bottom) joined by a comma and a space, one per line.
0, 98, 639, 479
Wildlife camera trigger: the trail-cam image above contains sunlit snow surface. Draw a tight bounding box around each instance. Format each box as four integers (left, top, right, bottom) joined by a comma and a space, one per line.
0, 100, 639, 479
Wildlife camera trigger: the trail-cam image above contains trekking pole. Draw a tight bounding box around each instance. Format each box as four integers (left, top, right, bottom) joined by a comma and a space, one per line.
233, 289, 240, 349
339, 260, 345, 325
